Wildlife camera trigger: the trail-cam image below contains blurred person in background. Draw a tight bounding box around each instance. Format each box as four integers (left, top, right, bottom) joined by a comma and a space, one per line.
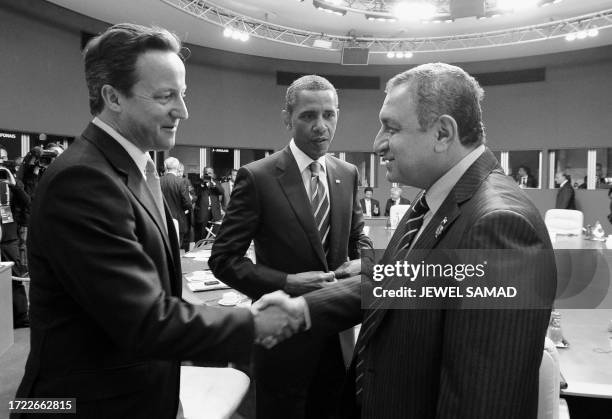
383, 186, 410, 216
193, 166, 224, 241
359, 186, 380, 217
160, 157, 191, 250
0, 145, 30, 328
555, 172, 576, 210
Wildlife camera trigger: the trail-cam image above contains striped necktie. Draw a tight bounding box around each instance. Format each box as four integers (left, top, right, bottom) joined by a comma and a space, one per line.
145, 159, 167, 232
354, 192, 428, 405
309, 161, 330, 253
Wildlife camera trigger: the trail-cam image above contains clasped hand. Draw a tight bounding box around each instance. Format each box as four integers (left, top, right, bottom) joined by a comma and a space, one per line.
251, 290, 306, 349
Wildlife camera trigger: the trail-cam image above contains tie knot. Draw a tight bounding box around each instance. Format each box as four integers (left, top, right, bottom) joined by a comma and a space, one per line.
309, 161, 322, 177
145, 159, 158, 179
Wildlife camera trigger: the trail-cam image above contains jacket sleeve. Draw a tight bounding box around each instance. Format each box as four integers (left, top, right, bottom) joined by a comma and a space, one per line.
208, 167, 288, 299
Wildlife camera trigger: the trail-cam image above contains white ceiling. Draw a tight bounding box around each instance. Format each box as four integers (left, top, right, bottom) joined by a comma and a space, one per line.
46, 0, 612, 64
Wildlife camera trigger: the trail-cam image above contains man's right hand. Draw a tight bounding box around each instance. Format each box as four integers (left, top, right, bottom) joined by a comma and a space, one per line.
284, 271, 335, 295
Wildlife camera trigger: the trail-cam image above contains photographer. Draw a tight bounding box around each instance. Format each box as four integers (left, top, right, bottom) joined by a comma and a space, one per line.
193, 166, 224, 241
0, 145, 30, 328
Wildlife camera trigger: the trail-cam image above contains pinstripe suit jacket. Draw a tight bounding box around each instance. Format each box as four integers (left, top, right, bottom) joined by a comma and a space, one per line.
304, 148, 556, 419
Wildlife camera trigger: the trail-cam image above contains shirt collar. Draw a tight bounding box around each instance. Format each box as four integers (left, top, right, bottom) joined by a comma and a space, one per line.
425, 144, 485, 217
289, 139, 327, 175
92, 117, 150, 179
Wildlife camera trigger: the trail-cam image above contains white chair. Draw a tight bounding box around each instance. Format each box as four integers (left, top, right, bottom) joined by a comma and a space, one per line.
389, 204, 410, 229
179, 366, 250, 419
544, 209, 583, 236
538, 337, 571, 419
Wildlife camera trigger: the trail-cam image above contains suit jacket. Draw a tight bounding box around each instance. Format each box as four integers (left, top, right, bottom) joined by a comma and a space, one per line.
304, 149, 556, 419
359, 198, 380, 217
384, 196, 410, 216
555, 181, 576, 209
209, 145, 372, 412
516, 174, 537, 188
193, 180, 224, 223
160, 172, 192, 236
221, 180, 235, 210
14, 123, 254, 419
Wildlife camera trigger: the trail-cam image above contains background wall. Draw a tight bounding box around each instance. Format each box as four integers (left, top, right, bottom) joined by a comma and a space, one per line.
1, 0, 611, 228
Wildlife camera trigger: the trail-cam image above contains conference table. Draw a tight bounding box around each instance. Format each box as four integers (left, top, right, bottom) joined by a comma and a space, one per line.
183, 222, 612, 399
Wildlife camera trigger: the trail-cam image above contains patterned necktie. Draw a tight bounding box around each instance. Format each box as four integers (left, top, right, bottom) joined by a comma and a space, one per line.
354, 192, 428, 405
145, 159, 167, 232
309, 161, 330, 253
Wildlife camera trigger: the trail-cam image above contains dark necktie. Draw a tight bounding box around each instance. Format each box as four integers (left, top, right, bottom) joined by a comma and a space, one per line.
354, 192, 428, 404
145, 159, 167, 232
309, 161, 330, 253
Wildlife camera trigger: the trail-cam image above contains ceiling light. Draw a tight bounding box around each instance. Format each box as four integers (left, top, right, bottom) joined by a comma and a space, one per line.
404, 51, 414, 58
587, 28, 599, 37
395, 51, 405, 58
392, 2, 437, 21
365, 13, 397, 22
313, 39, 333, 48
313, 0, 347, 16
565, 33, 576, 41
223, 27, 232, 37
576, 30, 588, 39
386, 51, 395, 58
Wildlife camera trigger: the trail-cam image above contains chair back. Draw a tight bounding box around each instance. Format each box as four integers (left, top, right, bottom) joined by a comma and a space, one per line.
389, 204, 410, 229
544, 209, 583, 236
538, 337, 561, 419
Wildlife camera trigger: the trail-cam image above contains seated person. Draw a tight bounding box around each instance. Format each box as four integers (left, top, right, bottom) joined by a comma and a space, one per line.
359, 186, 380, 216
384, 186, 410, 216
515, 165, 537, 188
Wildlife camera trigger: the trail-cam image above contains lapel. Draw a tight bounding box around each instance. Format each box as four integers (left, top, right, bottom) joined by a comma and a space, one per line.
361, 149, 502, 347
81, 123, 177, 280
326, 156, 348, 263
276, 146, 327, 268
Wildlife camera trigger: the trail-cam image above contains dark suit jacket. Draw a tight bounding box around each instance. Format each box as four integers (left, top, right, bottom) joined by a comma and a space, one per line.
209, 145, 372, 414
384, 196, 410, 216
193, 180, 224, 223
359, 198, 380, 216
555, 181, 576, 209
304, 149, 556, 419
14, 123, 254, 419
160, 172, 192, 236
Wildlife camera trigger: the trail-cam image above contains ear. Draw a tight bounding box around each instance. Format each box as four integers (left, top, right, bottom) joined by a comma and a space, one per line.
281, 109, 292, 131
433, 114, 457, 153
101, 84, 122, 113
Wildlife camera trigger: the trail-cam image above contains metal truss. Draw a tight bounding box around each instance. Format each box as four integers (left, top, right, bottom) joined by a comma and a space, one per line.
160, 0, 612, 54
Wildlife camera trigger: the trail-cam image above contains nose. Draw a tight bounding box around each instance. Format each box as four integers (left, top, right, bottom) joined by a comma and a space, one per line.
172, 95, 189, 120
373, 129, 387, 155
312, 115, 326, 133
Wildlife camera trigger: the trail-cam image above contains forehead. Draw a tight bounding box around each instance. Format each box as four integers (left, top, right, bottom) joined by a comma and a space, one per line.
292, 89, 337, 112
133, 50, 185, 88
380, 84, 415, 121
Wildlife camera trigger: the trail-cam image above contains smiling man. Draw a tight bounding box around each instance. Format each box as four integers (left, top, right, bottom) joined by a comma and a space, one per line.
210, 75, 372, 419
14, 23, 293, 419
256, 63, 556, 419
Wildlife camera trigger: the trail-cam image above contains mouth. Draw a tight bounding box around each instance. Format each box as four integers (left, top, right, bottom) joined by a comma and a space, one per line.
161, 125, 178, 132
313, 137, 329, 143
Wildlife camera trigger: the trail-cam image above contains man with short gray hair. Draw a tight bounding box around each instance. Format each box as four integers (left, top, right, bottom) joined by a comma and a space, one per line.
161, 156, 192, 247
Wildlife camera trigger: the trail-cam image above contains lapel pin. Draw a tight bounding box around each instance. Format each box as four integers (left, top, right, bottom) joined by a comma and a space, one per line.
435, 217, 448, 238
335, 179, 341, 184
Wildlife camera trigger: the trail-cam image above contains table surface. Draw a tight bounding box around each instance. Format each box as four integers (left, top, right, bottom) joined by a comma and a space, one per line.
557, 309, 612, 398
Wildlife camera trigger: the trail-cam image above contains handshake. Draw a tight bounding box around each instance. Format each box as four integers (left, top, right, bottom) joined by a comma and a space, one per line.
250, 290, 306, 349
249, 259, 362, 349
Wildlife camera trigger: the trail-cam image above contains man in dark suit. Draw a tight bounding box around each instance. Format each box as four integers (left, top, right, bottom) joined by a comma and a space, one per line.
555, 171, 576, 209
221, 168, 238, 210
383, 186, 410, 216
209, 75, 373, 419
193, 166, 224, 241
161, 156, 192, 250
14, 23, 295, 419
359, 186, 380, 217
257, 63, 556, 419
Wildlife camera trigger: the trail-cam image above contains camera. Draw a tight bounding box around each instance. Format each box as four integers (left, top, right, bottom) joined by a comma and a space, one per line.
202, 174, 212, 182
38, 149, 60, 167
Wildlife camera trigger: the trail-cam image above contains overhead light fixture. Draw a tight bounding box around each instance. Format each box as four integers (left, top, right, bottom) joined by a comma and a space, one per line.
385, 50, 413, 59
222, 27, 249, 42
392, 2, 437, 21
565, 27, 598, 41
313, 39, 333, 48
313, 0, 347, 16
365, 13, 397, 22
587, 28, 599, 37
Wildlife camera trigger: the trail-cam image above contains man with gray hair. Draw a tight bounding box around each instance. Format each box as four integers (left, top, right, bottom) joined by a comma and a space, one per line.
256, 63, 556, 418
210, 74, 373, 419
161, 156, 192, 248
